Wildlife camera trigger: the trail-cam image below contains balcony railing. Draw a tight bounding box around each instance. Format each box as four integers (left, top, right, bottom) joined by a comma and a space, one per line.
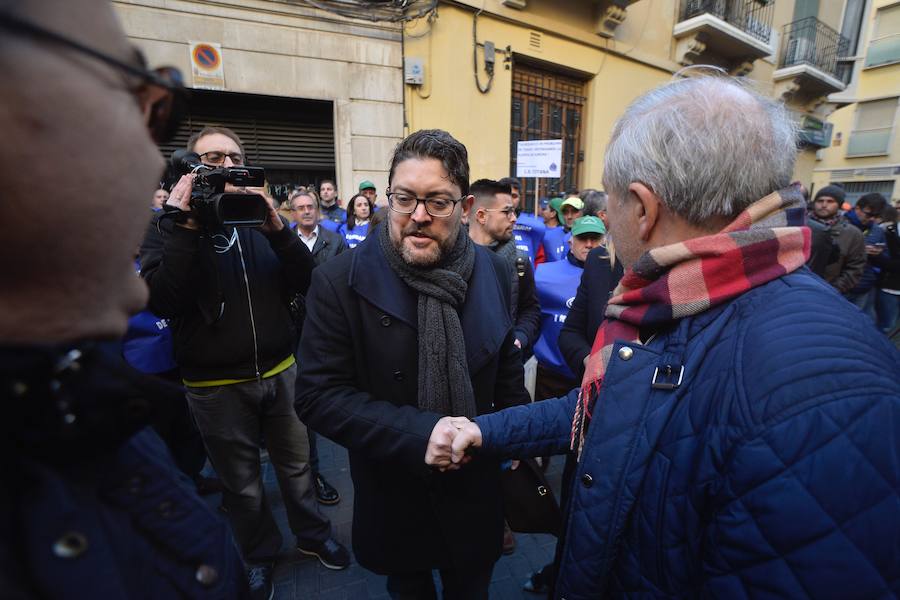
778, 17, 849, 79
679, 0, 774, 44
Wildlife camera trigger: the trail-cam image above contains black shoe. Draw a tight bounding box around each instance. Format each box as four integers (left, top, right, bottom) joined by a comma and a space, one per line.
314, 473, 340, 505
247, 564, 274, 600
297, 537, 351, 570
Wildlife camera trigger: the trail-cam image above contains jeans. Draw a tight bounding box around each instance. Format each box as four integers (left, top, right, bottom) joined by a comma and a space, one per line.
386, 564, 494, 600
845, 289, 877, 322
186, 364, 331, 563
876, 289, 900, 333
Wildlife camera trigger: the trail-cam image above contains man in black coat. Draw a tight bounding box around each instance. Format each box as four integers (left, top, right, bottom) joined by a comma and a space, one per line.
290, 189, 347, 266
295, 129, 530, 599
467, 178, 542, 360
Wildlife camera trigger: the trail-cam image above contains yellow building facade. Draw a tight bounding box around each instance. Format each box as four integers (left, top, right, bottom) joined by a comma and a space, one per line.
813, 0, 900, 205
113, 0, 886, 206
404, 0, 859, 206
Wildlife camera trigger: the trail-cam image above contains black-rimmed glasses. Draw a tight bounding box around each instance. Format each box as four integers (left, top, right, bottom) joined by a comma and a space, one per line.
482, 206, 517, 219
386, 192, 464, 218
0, 11, 187, 144
199, 151, 244, 166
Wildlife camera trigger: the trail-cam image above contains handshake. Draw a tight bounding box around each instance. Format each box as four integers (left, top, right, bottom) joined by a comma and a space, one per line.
424, 416, 483, 471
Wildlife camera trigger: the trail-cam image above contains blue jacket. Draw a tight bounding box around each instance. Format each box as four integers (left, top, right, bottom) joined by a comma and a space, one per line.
542, 227, 571, 262
1, 342, 247, 599
475, 268, 900, 599
339, 222, 369, 249
513, 213, 546, 265
122, 310, 177, 374
534, 253, 583, 379
846, 209, 889, 293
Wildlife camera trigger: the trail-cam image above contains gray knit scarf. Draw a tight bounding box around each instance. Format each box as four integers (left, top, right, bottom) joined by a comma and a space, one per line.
490, 237, 520, 320
378, 221, 478, 418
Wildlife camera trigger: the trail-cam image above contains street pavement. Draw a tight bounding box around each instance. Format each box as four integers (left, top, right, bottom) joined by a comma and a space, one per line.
252, 435, 563, 599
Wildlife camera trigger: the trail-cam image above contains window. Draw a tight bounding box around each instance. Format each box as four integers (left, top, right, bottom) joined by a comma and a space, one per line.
510, 63, 586, 208
866, 4, 900, 67
847, 98, 897, 156
835, 0, 866, 83
831, 180, 896, 206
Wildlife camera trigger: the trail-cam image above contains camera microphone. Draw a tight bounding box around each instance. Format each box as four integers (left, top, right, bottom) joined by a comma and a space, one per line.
170, 150, 205, 172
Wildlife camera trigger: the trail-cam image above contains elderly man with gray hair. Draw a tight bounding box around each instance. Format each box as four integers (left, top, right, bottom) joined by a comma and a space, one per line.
430, 75, 900, 599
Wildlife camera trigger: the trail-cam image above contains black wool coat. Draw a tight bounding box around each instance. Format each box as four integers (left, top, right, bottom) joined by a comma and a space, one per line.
295, 231, 530, 574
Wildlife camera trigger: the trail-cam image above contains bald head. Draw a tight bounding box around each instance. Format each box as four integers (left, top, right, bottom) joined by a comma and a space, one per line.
603, 76, 797, 228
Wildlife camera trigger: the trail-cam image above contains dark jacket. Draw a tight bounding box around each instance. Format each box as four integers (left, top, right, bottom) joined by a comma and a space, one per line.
320, 203, 346, 225
1, 343, 247, 599
557, 245, 624, 379
810, 214, 866, 294
294, 234, 530, 574
307, 225, 347, 266
476, 268, 900, 599
139, 215, 314, 381
846, 209, 889, 293
510, 251, 541, 356
879, 221, 900, 291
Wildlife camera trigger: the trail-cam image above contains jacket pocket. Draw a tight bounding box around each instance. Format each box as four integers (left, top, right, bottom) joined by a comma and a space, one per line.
185, 385, 223, 400
652, 454, 672, 591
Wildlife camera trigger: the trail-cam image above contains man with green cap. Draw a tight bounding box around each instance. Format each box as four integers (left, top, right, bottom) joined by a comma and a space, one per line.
542, 197, 584, 262
542, 197, 562, 229
359, 180, 377, 204
534, 216, 606, 398
519, 213, 607, 593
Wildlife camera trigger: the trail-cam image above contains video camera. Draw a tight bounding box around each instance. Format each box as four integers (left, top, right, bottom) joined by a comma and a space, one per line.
169, 150, 269, 228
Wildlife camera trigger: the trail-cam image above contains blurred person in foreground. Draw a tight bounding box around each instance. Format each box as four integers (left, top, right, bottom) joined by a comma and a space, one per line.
431, 75, 900, 599
296, 129, 530, 599
0, 1, 247, 597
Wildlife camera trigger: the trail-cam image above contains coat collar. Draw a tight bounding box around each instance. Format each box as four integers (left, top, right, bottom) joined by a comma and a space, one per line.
311, 227, 335, 255
349, 233, 512, 373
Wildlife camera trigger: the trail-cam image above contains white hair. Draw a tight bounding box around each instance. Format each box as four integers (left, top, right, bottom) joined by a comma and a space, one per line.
602, 76, 797, 227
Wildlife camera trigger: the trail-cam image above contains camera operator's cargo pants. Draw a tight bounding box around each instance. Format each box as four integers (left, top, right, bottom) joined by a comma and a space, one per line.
185, 364, 331, 564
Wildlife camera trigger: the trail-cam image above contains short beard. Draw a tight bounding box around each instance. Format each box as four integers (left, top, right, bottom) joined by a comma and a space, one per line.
392, 219, 460, 267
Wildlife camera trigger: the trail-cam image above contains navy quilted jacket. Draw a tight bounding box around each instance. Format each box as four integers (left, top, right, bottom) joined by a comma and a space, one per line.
476, 268, 900, 599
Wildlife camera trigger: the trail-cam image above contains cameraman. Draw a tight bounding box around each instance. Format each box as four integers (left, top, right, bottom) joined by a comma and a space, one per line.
140, 126, 349, 595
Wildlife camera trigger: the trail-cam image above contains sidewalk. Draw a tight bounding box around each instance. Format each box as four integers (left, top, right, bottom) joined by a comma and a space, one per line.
258, 436, 563, 599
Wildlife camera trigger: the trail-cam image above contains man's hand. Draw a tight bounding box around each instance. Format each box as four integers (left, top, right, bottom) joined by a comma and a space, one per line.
450, 420, 482, 465
865, 244, 885, 256
425, 416, 474, 471
249, 187, 284, 234
166, 174, 199, 230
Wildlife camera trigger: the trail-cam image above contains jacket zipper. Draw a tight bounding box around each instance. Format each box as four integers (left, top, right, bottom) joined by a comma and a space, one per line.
235, 232, 261, 379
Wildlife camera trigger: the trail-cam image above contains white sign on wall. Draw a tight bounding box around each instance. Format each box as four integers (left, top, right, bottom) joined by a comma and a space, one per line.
516, 139, 562, 178
189, 41, 225, 90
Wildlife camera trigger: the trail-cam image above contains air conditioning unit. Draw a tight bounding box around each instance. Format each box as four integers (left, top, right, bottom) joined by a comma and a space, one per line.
784, 36, 813, 66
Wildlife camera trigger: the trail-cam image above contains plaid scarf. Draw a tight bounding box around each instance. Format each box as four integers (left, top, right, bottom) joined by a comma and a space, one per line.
571, 187, 811, 458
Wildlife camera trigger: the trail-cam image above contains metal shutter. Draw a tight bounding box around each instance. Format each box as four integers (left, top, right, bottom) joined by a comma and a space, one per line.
159, 90, 335, 170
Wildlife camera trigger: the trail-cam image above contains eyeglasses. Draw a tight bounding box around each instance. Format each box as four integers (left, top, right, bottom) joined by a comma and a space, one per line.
482, 206, 516, 219
199, 151, 244, 166
0, 11, 187, 144
860, 209, 879, 218
386, 192, 464, 218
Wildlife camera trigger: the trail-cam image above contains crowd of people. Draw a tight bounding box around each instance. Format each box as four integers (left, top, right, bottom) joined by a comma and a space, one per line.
3, 2, 899, 600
